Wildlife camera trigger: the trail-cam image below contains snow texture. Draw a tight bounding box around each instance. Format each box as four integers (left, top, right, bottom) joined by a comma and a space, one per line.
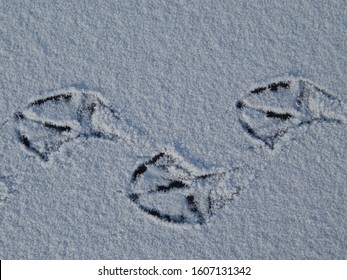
0, 0, 346, 259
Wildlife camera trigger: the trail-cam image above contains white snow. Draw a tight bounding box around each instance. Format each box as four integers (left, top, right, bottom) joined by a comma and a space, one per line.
0, 0, 346, 259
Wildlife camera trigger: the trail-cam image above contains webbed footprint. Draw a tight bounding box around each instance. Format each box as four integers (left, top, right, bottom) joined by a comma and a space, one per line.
15, 88, 124, 161
236, 79, 346, 149
129, 150, 237, 225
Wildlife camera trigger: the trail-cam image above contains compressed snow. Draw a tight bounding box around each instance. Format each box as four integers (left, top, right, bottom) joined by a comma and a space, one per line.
0, 0, 346, 259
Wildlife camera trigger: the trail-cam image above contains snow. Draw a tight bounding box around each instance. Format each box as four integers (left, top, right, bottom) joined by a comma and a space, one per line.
0, 0, 346, 259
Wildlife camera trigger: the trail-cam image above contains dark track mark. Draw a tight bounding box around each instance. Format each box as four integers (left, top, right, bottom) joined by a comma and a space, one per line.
268, 81, 290, 92
186, 195, 205, 224
19, 134, 31, 148
147, 152, 165, 165
186, 195, 198, 213
88, 131, 117, 141
239, 120, 257, 138
132, 164, 147, 181
43, 122, 71, 132
128, 193, 139, 202
251, 86, 267, 94
129, 152, 227, 225
236, 101, 245, 109
156, 180, 187, 192
30, 93, 72, 106
129, 191, 186, 223
14, 112, 25, 120
196, 173, 219, 180
132, 152, 166, 182
242, 121, 276, 149
266, 111, 292, 120
138, 204, 186, 224
296, 97, 303, 108
236, 79, 345, 149
18, 132, 49, 161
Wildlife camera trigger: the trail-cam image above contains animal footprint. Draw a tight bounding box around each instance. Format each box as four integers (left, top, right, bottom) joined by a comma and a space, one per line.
129, 151, 236, 225
15, 88, 124, 161
236, 79, 346, 149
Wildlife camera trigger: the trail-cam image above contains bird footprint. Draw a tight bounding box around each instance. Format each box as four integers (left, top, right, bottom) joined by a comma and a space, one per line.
236, 79, 346, 149
15, 88, 124, 161
129, 150, 237, 225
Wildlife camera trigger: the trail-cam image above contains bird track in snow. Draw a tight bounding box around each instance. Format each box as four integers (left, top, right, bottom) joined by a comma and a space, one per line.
236, 79, 346, 149
129, 150, 238, 225
14, 89, 124, 161
1, 88, 241, 225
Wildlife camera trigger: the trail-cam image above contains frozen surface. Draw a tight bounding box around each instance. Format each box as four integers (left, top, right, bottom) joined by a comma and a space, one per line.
0, 0, 346, 259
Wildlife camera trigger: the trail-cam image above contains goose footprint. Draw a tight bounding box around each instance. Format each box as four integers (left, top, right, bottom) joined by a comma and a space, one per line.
129, 150, 237, 225
236, 79, 346, 149
15, 88, 124, 161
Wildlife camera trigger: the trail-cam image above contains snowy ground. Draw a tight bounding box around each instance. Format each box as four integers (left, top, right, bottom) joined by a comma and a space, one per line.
0, 0, 346, 259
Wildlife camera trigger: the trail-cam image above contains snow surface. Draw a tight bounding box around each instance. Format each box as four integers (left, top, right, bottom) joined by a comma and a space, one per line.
0, 0, 346, 259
